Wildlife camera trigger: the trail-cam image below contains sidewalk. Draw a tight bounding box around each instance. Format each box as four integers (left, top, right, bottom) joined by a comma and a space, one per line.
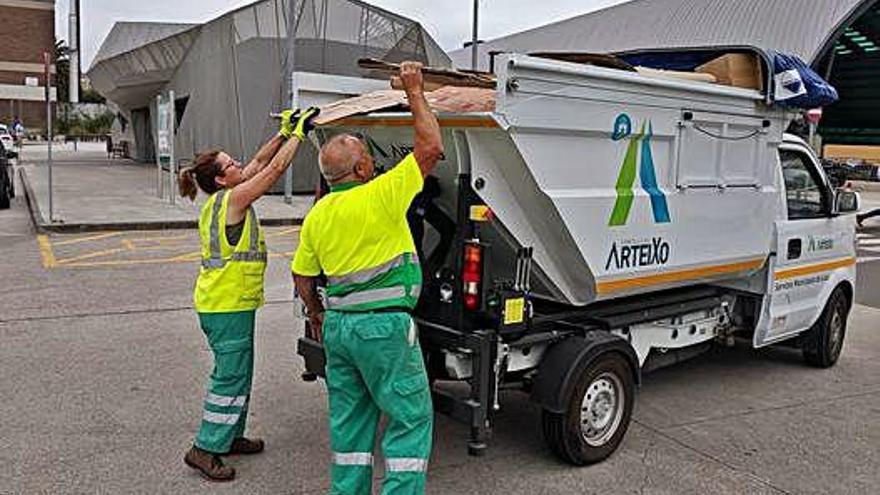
18, 142, 311, 232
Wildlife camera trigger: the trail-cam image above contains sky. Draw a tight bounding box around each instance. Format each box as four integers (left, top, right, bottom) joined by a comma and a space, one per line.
54, 0, 631, 70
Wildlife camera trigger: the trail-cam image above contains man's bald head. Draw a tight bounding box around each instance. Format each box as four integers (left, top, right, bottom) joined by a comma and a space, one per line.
319, 134, 367, 183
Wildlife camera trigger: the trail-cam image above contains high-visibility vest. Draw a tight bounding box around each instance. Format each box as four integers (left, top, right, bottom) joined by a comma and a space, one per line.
194, 190, 267, 313
324, 251, 421, 312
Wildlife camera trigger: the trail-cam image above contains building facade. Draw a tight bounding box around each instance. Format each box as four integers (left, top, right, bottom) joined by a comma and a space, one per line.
0, 0, 56, 132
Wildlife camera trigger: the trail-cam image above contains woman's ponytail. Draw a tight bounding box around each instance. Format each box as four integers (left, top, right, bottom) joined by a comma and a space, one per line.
178, 150, 222, 201
178, 167, 198, 201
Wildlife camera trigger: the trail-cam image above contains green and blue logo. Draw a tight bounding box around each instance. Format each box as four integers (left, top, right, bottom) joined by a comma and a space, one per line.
608, 114, 671, 226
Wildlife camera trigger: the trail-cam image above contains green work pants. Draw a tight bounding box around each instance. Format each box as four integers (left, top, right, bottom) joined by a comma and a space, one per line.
323, 310, 434, 495
193, 310, 255, 454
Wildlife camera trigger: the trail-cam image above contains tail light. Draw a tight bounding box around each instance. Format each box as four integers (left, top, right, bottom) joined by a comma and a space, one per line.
462, 241, 483, 311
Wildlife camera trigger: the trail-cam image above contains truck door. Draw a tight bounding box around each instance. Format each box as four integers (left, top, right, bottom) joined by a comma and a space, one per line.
757, 143, 854, 345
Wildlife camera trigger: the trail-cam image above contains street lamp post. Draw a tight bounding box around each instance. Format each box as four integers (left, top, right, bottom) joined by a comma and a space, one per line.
471, 0, 479, 70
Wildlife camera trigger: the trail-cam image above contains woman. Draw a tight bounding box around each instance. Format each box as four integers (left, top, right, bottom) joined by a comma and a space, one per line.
178, 107, 319, 481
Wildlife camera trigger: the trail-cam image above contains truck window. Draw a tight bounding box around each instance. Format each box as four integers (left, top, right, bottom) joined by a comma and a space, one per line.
780, 149, 827, 220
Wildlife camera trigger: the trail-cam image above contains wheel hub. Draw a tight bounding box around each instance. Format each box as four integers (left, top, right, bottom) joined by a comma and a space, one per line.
580, 372, 624, 446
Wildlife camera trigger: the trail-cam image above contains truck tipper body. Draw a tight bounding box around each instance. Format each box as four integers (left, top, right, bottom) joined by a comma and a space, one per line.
297, 52, 860, 465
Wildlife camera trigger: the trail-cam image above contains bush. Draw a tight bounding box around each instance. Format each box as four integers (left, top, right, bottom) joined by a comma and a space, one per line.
56, 110, 115, 136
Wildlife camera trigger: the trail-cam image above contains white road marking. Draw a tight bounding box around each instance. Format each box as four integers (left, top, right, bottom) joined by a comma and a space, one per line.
857, 256, 880, 264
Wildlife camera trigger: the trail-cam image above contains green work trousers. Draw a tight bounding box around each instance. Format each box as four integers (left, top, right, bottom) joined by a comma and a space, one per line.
193, 310, 255, 454
323, 310, 434, 495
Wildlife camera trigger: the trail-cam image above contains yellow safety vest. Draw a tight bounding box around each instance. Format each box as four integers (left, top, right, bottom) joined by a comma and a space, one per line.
194, 190, 267, 313
292, 154, 423, 312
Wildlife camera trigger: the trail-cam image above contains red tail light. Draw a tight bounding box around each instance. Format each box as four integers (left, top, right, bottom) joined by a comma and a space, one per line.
462, 241, 483, 311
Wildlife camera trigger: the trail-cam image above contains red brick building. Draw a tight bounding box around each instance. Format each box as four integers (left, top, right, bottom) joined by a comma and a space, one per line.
0, 0, 56, 132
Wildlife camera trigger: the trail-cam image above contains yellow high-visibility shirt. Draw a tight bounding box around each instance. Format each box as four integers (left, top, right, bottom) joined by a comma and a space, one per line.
292, 153, 424, 309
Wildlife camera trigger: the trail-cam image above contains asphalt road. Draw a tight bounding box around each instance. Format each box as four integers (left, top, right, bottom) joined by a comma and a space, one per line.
1, 195, 879, 495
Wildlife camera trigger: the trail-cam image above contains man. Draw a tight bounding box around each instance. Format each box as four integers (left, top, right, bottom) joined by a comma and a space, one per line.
292, 61, 443, 495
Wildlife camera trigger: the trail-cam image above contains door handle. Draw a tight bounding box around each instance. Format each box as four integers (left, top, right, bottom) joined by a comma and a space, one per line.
787, 239, 802, 260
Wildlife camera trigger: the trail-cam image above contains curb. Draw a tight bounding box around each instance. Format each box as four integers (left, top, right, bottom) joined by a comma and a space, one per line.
19, 166, 46, 233
19, 167, 303, 233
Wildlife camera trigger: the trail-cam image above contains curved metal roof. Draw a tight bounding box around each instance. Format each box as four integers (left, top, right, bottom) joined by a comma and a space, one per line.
90, 22, 200, 68
450, 0, 875, 70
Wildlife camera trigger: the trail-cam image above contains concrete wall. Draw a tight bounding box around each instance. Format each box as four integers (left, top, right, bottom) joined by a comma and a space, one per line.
0, 0, 56, 131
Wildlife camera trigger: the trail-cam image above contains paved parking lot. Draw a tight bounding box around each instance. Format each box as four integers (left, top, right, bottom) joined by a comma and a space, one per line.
1, 198, 878, 494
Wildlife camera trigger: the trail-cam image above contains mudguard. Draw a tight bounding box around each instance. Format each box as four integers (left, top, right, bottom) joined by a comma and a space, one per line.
531, 331, 640, 414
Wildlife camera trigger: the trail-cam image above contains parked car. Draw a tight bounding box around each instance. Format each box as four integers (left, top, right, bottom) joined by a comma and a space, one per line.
822, 158, 878, 186
0, 138, 13, 209
0, 124, 15, 157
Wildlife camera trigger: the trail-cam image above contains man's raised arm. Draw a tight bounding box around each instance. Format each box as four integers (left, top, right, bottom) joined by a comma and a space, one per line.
395, 62, 444, 177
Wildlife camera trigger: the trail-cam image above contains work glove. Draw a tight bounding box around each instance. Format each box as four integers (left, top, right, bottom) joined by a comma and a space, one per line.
292, 106, 321, 141
279, 108, 300, 139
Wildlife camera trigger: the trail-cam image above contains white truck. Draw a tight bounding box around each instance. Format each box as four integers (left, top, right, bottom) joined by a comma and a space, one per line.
297, 50, 860, 465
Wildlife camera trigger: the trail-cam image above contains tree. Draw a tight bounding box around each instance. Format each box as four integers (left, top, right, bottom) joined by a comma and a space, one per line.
54, 40, 70, 103
81, 88, 106, 104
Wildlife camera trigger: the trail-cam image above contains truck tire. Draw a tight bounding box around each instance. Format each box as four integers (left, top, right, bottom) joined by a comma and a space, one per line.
541, 353, 635, 465
802, 287, 849, 368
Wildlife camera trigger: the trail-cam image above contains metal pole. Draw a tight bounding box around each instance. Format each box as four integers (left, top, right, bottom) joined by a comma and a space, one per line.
169, 90, 176, 205
284, 72, 296, 204
156, 95, 162, 198
44, 52, 54, 222
68, 0, 79, 104
471, 0, 479, 71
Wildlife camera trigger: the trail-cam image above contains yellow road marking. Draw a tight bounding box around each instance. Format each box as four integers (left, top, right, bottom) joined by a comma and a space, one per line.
52, 232, 123, 246
37, 230, 294, 270
56, 248, 128, 265
37, 235, 57, 268
169, 252, 202, 261
266, 227, 301, 238
596, 258, 766, 295
61, 257, 202, 268
124, 234, 190, 243
774, 257, 856, 281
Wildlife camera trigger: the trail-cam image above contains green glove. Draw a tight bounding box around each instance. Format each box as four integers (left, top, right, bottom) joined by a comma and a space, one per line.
292, 106, 321, 141
279, 108, 300, 139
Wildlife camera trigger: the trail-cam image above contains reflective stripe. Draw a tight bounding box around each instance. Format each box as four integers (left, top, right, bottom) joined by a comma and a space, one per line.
201, 191, 265, 269
201, 252, 268, 268
202, 258, 226, 269
327, 253, 414, 286
386, 458, 428, 473
204, 392, 247, 408
327, 285, 408, 308
208, 190, 227, 262
231, 252, 268, 262
202, 410, 240, 425
333, 452, 373, 466
247, 207, 258, 252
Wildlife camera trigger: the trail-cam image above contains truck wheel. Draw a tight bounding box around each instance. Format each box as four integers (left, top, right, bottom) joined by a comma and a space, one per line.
541, 353, 635, 465
803, 287, 849, 368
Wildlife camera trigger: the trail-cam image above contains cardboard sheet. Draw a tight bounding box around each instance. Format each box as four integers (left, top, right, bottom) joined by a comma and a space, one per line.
316, 86, 497, 124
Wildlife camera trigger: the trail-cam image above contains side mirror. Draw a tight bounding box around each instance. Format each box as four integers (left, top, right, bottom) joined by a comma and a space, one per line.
833, 189, 860, 215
